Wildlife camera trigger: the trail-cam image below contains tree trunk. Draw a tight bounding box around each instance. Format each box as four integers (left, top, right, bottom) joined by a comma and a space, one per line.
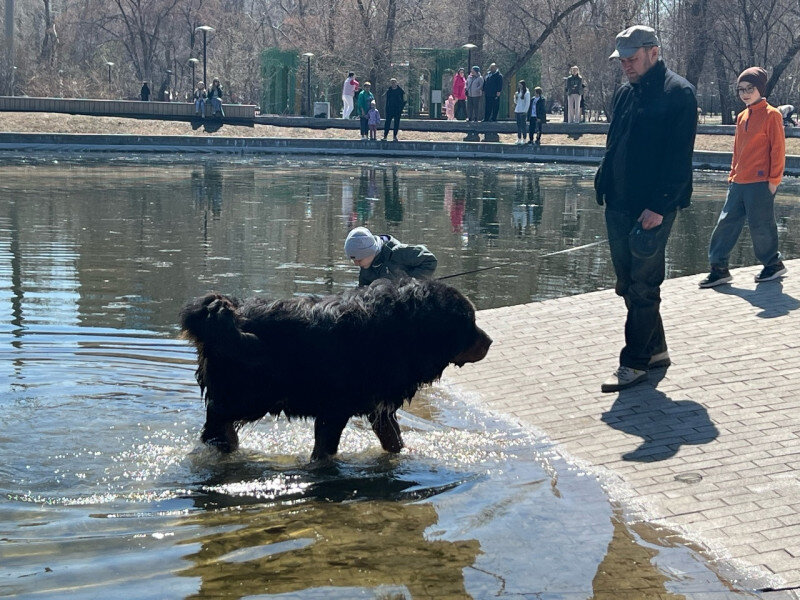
40, 0, 57, 65
683, 0, 709, 87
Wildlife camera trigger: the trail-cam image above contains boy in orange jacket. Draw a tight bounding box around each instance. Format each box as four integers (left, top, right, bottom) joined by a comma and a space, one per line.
700, 67, 786, 287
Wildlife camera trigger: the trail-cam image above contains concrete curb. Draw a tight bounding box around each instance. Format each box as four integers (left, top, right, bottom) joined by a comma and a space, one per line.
2, 132, 799, 175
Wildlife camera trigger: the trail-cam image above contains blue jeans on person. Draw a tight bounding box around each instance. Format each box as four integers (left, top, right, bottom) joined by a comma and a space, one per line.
605, 208, 677, 371
708, 181, 782, 269
209, 97, 224, 116
360, 115, 369, 136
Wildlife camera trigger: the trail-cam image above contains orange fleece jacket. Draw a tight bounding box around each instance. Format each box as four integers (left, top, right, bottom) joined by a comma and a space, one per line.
729, 98, 785, 186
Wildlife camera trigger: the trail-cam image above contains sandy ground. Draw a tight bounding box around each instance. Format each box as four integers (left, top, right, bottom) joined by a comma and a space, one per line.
1, 111, 799, 154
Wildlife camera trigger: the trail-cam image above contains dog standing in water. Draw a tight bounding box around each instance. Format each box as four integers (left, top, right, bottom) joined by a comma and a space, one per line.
180, 279, 492, 460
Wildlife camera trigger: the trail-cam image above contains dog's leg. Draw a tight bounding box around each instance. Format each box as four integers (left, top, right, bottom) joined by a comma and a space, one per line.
311, 414, 350, 461
201, 407, 239, 453
368, 410, 404, 453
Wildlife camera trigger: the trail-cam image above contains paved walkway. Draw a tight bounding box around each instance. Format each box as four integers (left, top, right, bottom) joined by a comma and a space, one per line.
446, 258, 800, 593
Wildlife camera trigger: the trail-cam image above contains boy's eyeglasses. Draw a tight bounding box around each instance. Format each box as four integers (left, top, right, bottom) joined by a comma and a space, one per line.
736, 85, 755, 94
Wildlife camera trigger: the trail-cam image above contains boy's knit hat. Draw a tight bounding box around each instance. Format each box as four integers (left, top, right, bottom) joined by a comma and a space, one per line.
737, 67, 768, 96
344, 227, 382, 260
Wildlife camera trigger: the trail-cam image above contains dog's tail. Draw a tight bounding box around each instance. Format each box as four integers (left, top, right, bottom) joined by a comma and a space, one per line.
179, 293, 241, 344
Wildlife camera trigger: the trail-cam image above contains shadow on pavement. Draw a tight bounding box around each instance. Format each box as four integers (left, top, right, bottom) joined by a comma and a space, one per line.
601, 369, 719, 462
712, 280, 800, 318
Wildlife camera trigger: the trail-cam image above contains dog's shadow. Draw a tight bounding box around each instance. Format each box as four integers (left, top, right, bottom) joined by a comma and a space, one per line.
601, 370, 719, 462
712, 280, 800, 318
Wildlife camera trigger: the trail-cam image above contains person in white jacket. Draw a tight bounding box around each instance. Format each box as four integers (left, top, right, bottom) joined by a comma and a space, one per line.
513, 80, 531, 144
342, 72, 359, 119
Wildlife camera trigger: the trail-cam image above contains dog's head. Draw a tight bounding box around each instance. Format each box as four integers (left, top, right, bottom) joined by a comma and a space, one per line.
398, 279, 492, 369
452, 324, 492, 367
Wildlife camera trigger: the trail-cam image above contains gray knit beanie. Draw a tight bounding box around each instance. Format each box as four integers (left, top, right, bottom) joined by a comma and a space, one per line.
344, 227, 382, 260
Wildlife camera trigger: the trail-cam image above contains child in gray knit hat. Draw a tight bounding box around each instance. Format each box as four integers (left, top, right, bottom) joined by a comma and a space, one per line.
344, 226, 438, 287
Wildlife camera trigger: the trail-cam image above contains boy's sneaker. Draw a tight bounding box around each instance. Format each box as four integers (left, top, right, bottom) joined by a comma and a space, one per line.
755, 262, 787, 282
699, 267, 732, 288
601, 366, 648, 393
648, 350, 671, 369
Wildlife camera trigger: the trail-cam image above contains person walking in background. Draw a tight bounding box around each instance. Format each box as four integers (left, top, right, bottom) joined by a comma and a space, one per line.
140, 81, 150, 101
513, 80, 530, 144
382, 77, 406, 141
483, 63, 503, 122
367, 100, 381, 141
342, 72, 359, 119
207, 78, 224, 116
356, 82, 374, 140
699, 67, 787, 288
452, 67, 467, 120
466, 66, 484, 122
593, 25, 697, 392
344, 226, 438, 287
528, 86, 546, 145
193, 81, 207, 116
565, 66, 585, 123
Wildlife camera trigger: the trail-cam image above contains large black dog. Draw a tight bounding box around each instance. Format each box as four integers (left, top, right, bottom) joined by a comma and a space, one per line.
180, 278, 492, 460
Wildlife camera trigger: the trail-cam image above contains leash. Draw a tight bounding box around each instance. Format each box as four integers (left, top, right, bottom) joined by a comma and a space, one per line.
436, 239, 607, 281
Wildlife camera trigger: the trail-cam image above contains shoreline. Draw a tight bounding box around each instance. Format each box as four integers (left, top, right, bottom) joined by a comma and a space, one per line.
445, 259, 800, 595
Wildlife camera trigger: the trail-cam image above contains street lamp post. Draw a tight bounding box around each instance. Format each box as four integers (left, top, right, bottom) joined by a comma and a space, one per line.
462, 43, 477, 69
106, 61, 114, 84
195, 25, 215, 86
302, 52, 314, 116
188, 57, 199, 92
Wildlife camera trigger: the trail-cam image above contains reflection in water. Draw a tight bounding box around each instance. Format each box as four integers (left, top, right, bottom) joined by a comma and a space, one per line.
178, 501, 479, 600
2, 156, 797, 330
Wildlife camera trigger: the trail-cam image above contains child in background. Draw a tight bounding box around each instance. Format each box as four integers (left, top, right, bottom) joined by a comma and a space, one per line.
699, 67, 787, 287
444, 95, 456, 120
529, 87, 546, 145
367, 100, 381, 140
193, 82, 207, 116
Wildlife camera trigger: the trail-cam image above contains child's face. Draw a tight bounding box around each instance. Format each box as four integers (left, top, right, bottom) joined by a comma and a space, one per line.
737, 83, 761, 106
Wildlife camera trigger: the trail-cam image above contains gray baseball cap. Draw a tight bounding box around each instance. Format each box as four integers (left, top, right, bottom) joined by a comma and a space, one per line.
609, 25, 660, 59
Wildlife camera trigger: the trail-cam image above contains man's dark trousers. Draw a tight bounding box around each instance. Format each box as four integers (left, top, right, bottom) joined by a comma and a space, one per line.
384, 111, 401, 138
484, 95, 500, 121
605, 209, 677, 371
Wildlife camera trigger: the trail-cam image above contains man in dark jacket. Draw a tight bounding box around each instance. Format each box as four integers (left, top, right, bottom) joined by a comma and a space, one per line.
382, 78, 406, 141
594, 25, 697, 393
344, 226, 437, 287
482, 63, 503, 121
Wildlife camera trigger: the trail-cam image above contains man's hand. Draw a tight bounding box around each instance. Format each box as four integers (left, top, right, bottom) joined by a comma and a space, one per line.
769, 182, 778, 195
638, 209, 663, 230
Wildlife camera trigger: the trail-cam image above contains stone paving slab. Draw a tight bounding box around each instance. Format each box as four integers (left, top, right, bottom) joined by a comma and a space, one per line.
445, 258, 800, 592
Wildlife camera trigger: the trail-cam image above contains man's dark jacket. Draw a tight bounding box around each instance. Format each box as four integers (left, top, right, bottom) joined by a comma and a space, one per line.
483, 70, 504, 96
385, 86, 406, 115
594, 60, 697, 217
358, 235, 438, 287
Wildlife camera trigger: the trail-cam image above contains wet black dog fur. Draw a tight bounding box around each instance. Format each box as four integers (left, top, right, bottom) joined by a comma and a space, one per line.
180, 278, 492, 460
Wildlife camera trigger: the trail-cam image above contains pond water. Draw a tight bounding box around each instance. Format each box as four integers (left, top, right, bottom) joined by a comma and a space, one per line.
2, 155, 793, 598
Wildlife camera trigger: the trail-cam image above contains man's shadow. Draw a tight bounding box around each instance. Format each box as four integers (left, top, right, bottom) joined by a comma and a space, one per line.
601, 370, 719, 462
712, 280, 800, 318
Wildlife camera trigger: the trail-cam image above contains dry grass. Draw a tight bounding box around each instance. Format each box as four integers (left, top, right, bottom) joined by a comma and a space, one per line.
1, 111, 798, 154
